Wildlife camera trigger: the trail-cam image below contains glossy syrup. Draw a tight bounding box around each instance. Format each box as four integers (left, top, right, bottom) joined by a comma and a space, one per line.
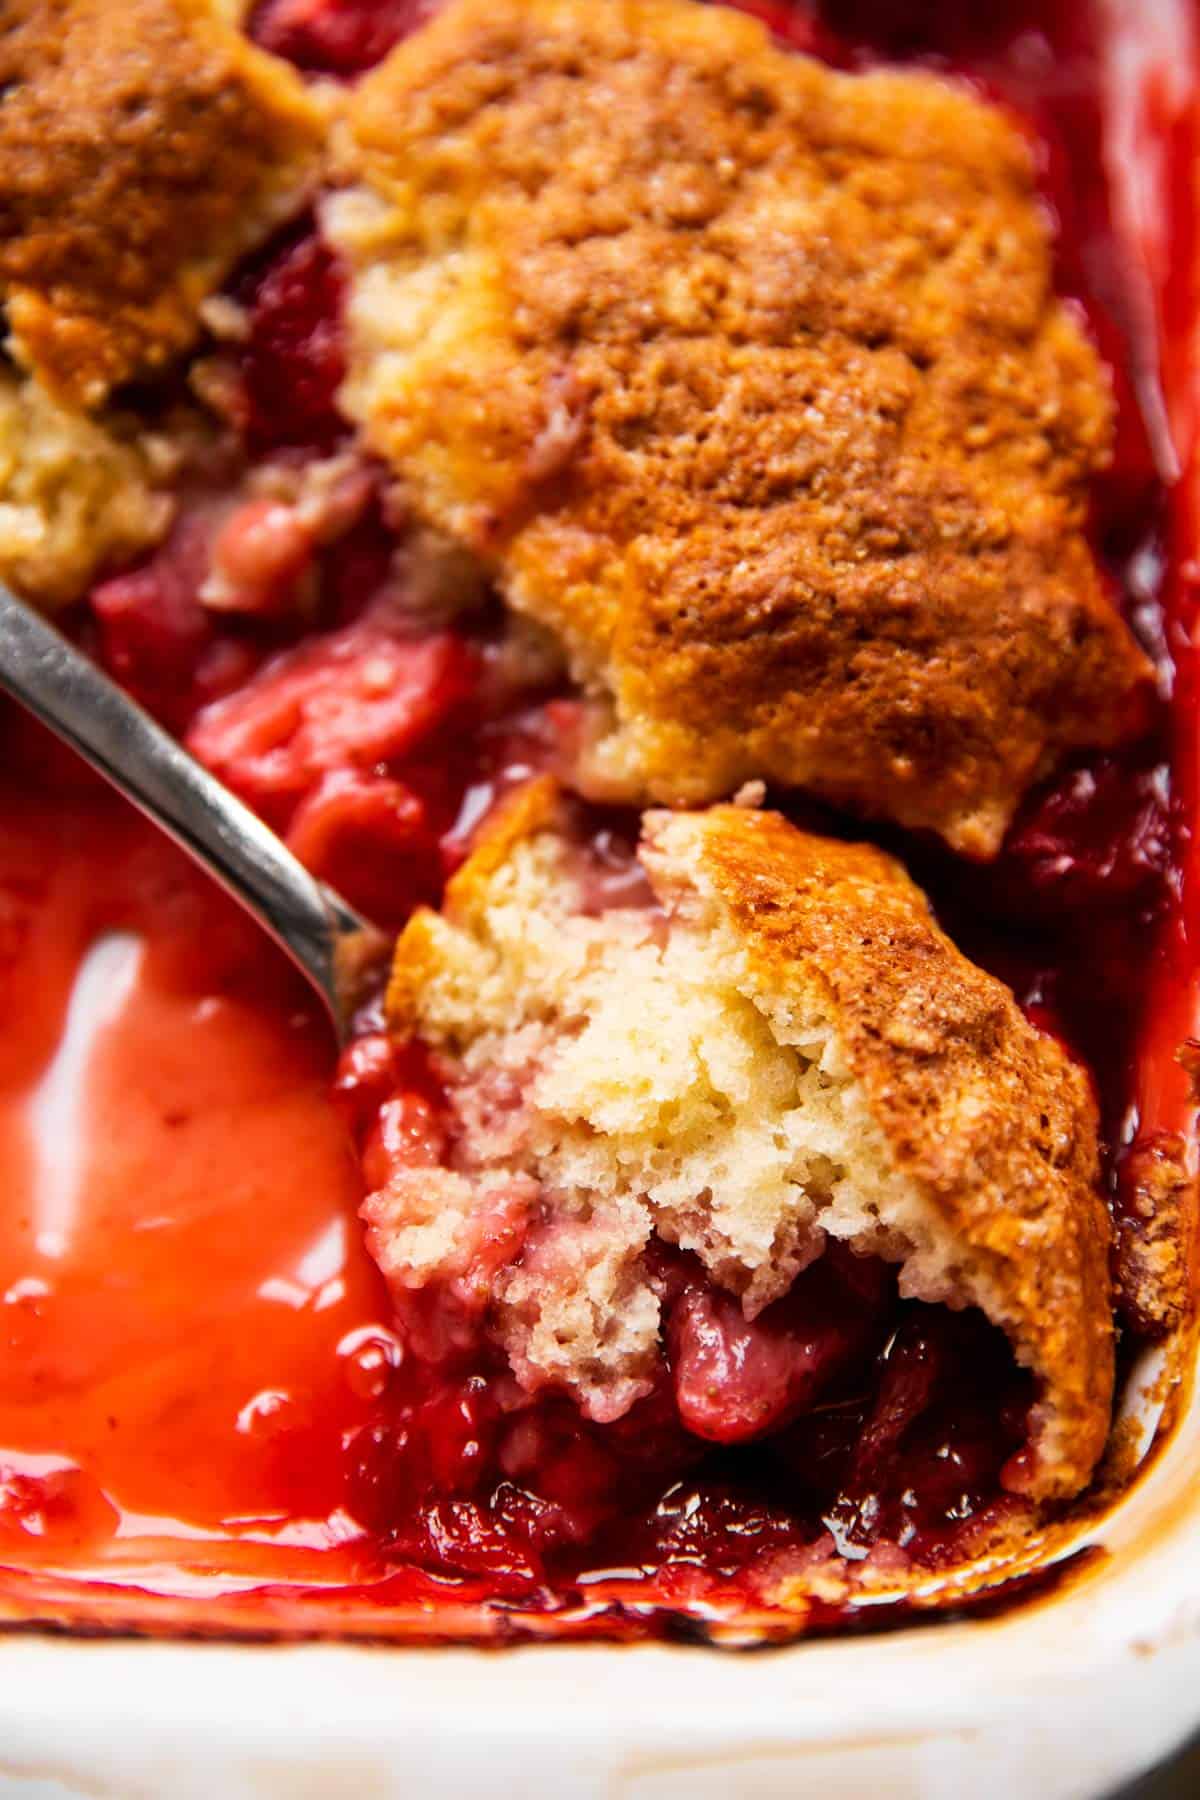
0, 0, 1193, 1641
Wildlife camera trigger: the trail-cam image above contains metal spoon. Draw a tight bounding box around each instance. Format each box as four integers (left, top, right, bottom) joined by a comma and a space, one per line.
0, 584, 390, 1045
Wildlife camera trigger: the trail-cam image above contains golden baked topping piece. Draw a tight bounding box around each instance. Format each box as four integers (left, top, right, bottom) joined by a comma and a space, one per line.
329, 0, 1152, 857
0, 0, 325, 407
378, 781, 1114, 1502
0, 369, 175, 608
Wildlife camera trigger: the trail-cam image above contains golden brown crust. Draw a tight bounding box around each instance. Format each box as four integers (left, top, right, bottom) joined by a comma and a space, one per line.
1115, 1132, 1193, 1338
385, 774, 564, 1029
0, 0, 325, 407
642, 804, 1114, 1500
331, 0, 1151, 856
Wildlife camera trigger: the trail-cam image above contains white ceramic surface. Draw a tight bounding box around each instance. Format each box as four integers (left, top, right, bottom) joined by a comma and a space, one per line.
0, 1430, 1198, 1800
0, 1330, 1198, 1796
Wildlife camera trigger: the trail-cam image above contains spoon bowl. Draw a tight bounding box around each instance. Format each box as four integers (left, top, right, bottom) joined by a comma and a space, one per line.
0, 585, 389, 1045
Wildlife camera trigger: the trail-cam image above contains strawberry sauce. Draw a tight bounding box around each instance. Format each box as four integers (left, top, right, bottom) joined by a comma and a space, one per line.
0, 0, 1193, 1642
0, 720, 388, 1562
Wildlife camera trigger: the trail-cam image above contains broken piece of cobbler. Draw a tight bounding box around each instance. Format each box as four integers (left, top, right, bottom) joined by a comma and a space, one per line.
327, 0, 1152, 854
364, 781, 1113, 1513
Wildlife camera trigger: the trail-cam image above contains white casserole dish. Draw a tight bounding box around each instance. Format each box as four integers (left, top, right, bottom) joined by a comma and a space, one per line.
0, 1399, 1197, 1800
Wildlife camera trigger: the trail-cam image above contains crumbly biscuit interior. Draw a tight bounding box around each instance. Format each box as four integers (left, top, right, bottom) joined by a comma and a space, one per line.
371, 826, 985, 1426
0, 370, 175, 609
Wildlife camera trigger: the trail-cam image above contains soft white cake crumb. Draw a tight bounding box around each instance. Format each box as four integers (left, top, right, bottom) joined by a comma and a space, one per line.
0, 370, 174, 608
381, 828, 942, 1421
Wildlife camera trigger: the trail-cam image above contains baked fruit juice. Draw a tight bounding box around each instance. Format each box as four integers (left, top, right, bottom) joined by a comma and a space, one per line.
0, 0, 1192, 1642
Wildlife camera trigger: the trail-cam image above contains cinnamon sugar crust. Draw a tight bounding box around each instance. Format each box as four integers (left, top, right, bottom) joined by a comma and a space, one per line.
0, 0, 325, 407
328, 0, 1152, 856
384, 786, 1114, 1502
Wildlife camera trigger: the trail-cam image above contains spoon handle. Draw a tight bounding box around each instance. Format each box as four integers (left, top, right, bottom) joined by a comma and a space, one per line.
0, 585, 386, 1042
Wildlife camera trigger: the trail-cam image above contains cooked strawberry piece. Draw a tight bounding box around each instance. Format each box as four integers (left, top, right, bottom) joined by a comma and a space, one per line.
359, 1088, 450, 1191
285, 769, 440, 928
91, 563, 210, 727
666, 1251, 891, 1445
331, 1032, 400, 1138
334, 1035, 451, 1148
186, 624, 475, 827
391, 1498, 546, 1593
90, 514, 263, 731
91, 518, 206, 677
207, 498, 316, 616
820, 1308, 1034, 1550
250, 0, 438, 75
843, 1312, 945, 1491
998, 756, 1172, 916
498, 1403, 627, 1538
349, 1373, 500, 1522
669, 1287, 828, 1444
490, 1479, 599, 1559
636, 1481, 804, 1579
237, 233, 348, 453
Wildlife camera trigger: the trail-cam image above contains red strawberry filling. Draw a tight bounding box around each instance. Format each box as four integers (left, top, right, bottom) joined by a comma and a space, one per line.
0, 0, 1182, 1644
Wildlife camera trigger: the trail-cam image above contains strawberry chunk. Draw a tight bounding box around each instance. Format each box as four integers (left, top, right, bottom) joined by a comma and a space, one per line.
666, 1249, 891, 1444
236, 233, 348, 453
285, 769, 440, 928
206, 499, 315, 616
250, 0, 439, 76
90, 512, 262, 730
998, 755, 1172, 917
186, 625, 476, 827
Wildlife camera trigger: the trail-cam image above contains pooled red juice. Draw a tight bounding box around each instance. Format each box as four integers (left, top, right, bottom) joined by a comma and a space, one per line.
0, 715, 386, 1579
0, 0, 1195, 1643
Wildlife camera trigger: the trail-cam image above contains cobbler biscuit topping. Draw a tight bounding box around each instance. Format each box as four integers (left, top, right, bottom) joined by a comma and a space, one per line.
0, 0, 324, 406
0, 370, 176, 607
327, 0, 1151, 853
379, 782, 1111, 1503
